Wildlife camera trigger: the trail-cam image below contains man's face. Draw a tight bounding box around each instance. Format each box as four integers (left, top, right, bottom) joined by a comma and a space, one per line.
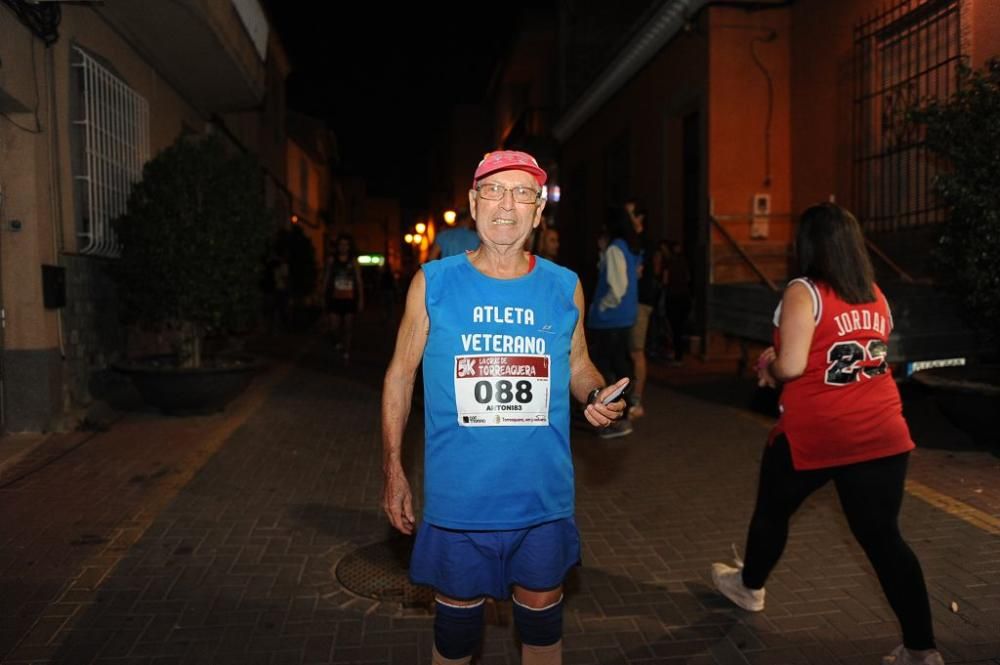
469, 169, 545, 249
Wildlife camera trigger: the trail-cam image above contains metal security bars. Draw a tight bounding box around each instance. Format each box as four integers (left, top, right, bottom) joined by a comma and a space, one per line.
852, 0, 963, 232
72, 46, 149, 258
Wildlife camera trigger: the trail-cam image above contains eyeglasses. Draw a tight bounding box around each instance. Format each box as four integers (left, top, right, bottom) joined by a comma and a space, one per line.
476, 183, 541, 205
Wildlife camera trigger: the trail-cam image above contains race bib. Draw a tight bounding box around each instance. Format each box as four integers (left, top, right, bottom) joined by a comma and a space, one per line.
332, 274, 354, 299
454, 354, 550, 426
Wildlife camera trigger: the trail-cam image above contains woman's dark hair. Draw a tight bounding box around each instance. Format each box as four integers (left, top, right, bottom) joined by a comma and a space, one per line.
605, 207, 641, 253
795, 203, 875, 304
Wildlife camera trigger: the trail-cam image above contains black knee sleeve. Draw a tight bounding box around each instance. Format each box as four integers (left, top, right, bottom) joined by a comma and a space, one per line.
513, 596, 563, 647
434, 598, 485, 660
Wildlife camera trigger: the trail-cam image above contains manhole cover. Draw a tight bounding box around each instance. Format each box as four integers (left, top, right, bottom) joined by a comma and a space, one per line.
336, 537, 434, 608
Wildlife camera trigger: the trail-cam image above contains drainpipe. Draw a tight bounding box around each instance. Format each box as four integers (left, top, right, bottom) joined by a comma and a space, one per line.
553, 0, 711, 142
552, 0, 794, 142
42, 40, 67, 361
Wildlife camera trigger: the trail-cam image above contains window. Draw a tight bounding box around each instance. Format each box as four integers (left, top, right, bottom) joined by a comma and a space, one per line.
852, 0, 963, 232
72, 46, 149, 257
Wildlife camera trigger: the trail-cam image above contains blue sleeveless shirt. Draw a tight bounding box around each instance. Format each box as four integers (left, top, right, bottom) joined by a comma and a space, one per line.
421, 254, 580, 530
435, 227, 480, 258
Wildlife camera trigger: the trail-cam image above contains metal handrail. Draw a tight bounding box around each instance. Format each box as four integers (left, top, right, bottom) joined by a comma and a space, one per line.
709, 215, 780, 292
864, 236, 916, 283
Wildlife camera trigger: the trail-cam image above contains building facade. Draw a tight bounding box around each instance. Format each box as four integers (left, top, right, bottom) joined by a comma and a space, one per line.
0, 0, 290, 431
493, 0, 998, 360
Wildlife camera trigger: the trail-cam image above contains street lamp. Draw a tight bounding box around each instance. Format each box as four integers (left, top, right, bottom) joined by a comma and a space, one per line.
443, 210, 456, 225
404, 233, 414, 244
415, 222, 427, 234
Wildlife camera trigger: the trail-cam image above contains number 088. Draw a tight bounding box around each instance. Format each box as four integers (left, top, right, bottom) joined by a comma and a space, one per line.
473, 380, 534, 404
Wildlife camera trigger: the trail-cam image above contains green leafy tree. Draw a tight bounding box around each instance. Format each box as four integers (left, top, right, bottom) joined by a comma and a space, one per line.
911, 58, 1000, 341
113, 134, 272, 366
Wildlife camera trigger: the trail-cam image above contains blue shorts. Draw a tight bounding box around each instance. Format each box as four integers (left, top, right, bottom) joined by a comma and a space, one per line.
409, 517, 581, 600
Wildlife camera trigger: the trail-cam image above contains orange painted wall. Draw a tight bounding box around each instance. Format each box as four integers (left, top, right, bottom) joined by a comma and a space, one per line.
970, 0, 1000, 66
704, 5, 796, 285
788, 0, 998, 218
707, 5, 793, 247
789, 0, 875, 216
558, 0, 995, 290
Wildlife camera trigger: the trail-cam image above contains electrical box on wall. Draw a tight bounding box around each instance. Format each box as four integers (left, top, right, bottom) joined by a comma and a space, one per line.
751, 193, 770, 239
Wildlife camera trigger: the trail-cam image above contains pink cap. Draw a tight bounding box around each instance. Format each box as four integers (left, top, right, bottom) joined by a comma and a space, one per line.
473, 150, 547, 187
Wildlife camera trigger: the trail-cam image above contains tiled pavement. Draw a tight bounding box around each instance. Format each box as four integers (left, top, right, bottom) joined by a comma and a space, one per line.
0, 321, 997, 665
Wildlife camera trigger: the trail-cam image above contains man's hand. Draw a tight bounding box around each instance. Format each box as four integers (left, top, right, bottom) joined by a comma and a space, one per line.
383, 465, 415, 535
583, 377, 630, 427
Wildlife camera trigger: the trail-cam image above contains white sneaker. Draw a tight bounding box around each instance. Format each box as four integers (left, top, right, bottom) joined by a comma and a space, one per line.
711, 562, 765, 611
882, 644, 945, 665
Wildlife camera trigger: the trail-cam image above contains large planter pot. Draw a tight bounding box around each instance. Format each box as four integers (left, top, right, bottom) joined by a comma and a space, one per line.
911, 364, 1000, 449
113, 354, 263, 415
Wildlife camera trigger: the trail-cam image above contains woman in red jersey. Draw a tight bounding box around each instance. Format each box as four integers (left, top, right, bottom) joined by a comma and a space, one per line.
711, 204, 942, 665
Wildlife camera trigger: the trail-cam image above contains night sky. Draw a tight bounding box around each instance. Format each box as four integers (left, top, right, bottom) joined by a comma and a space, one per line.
264, 3, 539, 208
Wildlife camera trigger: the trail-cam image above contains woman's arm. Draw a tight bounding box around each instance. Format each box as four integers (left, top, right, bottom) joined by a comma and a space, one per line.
766, 281, 816, 383
597, 244, 628, 311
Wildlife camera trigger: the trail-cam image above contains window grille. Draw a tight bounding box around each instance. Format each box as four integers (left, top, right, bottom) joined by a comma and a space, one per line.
72, 46, 149, 258
852, 0, 963, 232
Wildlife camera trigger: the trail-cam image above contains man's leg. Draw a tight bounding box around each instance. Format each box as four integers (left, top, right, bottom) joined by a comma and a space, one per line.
513, 586, 564, 665
432, 594, 485, 665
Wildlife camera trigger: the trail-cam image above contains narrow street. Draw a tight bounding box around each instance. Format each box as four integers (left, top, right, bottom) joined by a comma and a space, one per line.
1, 313, 997, 665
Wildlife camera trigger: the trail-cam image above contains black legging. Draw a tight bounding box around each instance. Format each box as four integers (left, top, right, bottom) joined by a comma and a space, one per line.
741, 437, 936, 650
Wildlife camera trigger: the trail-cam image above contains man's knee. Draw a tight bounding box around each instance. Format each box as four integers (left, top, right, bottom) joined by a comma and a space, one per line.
513, 593, 563, 647
434, 596, 485, 660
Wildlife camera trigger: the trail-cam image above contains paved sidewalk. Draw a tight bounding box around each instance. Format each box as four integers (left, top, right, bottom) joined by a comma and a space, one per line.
0, 321, 997, 664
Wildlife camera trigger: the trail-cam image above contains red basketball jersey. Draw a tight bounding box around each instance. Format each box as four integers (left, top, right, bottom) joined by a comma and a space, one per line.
771, 278, 914, 470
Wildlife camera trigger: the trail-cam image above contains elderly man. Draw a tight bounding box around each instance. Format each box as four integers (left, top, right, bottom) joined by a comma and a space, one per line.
382, 150, 628, 665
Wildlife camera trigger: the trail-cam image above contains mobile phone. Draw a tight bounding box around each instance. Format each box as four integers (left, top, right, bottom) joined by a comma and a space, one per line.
601, 381, 628, 405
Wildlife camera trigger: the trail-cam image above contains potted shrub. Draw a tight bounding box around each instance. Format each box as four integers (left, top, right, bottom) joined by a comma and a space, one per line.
909, 58, 1000, 448
112, 133, 271, 414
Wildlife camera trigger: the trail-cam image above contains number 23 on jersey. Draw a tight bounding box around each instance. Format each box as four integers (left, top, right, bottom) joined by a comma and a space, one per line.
825, 339, 888, 385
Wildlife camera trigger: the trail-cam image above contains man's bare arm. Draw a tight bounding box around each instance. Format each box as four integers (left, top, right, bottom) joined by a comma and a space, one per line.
381, 270, 429, 534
